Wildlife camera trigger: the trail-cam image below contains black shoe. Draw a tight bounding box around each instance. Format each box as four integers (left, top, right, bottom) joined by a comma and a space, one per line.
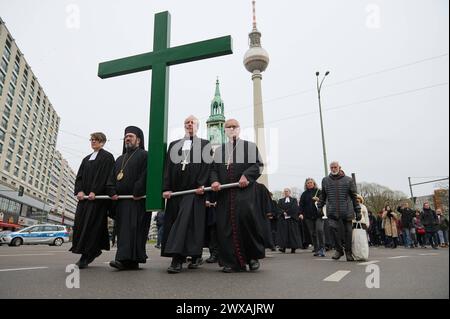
278, 248, 286, 253
345, 252, 355, 262
248, 259, 260, 271
291, 249, 296, 254
206, 256, 218, 263
86, 251, 102, 264
123, 261, 140, 270
332, 250, 344, 260
76, 255, 89, 269
222, 266, 246, 273
109, 260, 126, 270
167, 262, 182, 274
188, 257, 204, 269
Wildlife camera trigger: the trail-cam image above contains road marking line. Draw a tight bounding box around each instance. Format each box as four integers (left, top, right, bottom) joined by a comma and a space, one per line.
323, 270, 351, 282
0, 253, 54, 257
419, 253, 439, 256
357, 260, 379, 266
0, 267, 49, 272
387, 256, 409, 259
314, 258, 333, 261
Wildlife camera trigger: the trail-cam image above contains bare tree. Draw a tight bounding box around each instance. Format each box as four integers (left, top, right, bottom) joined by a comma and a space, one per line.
272, 190, 283, 201
291, 186, 301, 200
358, 182, 409, 214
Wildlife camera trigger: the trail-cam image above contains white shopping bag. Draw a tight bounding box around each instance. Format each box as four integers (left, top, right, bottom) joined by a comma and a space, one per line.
352, 222, 369, 261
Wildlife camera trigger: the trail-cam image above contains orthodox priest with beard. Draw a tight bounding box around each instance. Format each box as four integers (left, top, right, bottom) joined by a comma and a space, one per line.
108, 126, 151, 271
211, 119, 265, 273
162, 115, 213, 274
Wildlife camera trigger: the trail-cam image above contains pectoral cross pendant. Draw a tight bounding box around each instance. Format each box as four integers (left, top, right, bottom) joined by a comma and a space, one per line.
181, 160, 188, 171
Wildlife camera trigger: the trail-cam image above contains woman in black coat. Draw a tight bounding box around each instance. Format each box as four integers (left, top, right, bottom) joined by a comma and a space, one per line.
299, 178, 325, 257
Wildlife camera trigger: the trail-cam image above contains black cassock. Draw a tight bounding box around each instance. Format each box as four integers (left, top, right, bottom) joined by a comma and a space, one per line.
269, 199, 281, 246
211, 139, 265, 270
255, 183, 275, 249
161, 137, 212, 258
70, 148, 115, 256
277, 197, 302, 249
110, 148, 151, 263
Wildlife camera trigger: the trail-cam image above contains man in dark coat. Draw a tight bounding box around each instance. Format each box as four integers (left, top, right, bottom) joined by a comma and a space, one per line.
210, 119, 265, 273
71, 132, 115, 268
397, 202, 415, 248
421, 201, 439, 249
108, 126, 151, 270
161, 116, 212, 273
317, 161, 361, 261
277, 188, 302, 253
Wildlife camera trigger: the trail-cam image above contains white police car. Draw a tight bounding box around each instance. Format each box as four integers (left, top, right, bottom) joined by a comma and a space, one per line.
1, 224, 70, 247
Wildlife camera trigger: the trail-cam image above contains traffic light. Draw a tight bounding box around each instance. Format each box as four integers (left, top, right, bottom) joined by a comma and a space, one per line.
18, 186, 24, 197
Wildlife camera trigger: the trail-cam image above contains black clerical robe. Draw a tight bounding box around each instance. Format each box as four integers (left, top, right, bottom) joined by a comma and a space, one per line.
70, 148, 114, 256
270, 199, 281, 246
277, 197, 302, 249
211, 139, 265, 270
255, 183, 275, 249
110, 148, 151, 263
161, 137, 212, 258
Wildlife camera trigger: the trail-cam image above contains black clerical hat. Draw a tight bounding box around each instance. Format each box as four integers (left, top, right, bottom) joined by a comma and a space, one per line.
122, 126, 145, 154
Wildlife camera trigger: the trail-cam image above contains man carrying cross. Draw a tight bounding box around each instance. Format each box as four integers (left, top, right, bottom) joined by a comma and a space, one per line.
211, 119, 266, 273
98, 11, 233, 212
161, 116, 213, 274
109, 126, 151, 270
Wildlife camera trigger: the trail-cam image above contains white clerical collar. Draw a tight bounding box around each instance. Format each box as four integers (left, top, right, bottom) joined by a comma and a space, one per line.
89, 151, 99, 161
285, 197, 290, 203
182, 139, 193, 151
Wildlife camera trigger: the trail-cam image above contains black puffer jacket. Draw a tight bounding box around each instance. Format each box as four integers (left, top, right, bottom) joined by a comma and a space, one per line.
317, 171, 360, 220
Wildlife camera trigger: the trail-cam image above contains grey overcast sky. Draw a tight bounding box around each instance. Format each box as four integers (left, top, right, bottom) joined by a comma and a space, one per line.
0, 0, 448, 197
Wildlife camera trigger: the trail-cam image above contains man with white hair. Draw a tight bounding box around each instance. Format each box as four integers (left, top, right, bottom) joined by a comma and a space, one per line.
317, 161, 361, 261
161, 115, 213, 273
211, 119, 265, 273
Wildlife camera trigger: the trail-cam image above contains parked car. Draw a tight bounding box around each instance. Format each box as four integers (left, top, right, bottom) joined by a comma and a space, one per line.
0, 231, 13, 245
1, 224, 70, 247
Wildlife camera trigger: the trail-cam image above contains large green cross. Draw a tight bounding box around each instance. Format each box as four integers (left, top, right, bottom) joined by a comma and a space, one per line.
98, 11, 233, 210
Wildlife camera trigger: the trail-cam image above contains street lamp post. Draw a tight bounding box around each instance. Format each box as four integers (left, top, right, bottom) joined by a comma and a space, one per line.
316, 71, 330, 176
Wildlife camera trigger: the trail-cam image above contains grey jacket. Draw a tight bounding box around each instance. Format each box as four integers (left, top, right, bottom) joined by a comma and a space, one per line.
317, 171, 361, 220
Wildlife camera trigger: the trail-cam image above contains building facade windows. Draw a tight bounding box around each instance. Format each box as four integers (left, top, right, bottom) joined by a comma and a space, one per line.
1, 117, 8, 131
0, 57, 8, 73
13, 166, 19, 177
6, 149, 13, 161
3, 160, 11, 172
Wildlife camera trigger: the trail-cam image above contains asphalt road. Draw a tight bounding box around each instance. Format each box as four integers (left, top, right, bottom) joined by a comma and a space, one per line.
0, 243, 448, 299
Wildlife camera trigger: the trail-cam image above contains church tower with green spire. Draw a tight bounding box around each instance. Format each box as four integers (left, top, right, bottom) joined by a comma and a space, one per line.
207, 78, 226, 149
